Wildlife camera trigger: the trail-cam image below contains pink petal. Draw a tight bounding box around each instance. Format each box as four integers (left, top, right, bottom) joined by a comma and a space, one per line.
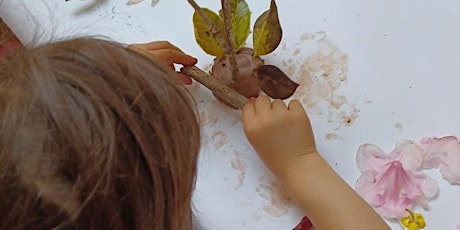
418, 136, 457, 169
389, 140, 424, 171
356, 144, 388, 172
419, 136, 460, 185
355, 160, 438, 218
439, 143, 460, 184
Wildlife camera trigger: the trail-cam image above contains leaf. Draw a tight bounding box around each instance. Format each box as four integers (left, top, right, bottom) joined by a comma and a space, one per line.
257, 65, 298, 99
126, 0, 143, 6
193, 8, 225, 57
220, 0, 251, 51
253, 0, 282, 56
151, 0, 159, 7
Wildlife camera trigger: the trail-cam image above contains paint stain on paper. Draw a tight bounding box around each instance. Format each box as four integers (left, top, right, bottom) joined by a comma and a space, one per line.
256, 181, 292, 217
325, 133, 343, 141
341, 107, 359, 126
395, 122, 403, 132
279, 31, 359, 130
231, 151, 248, 189
199, 110, 219, 126
211, 130, 229, 149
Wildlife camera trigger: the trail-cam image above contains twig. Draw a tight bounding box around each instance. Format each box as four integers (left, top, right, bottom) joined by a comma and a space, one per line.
221, 0, 239, 80
187, 0, 239, 82
181, 66, 248, 109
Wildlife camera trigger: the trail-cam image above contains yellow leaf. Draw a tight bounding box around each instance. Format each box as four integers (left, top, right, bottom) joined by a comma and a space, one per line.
253, 0, 282, 56
193, 8, 225, 57
228, 0, 251, 50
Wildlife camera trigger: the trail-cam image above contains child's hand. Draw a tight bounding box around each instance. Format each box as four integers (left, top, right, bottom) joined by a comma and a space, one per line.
244, 96, 392, 230
242, 95, 317, 178
128, 41, 197, 85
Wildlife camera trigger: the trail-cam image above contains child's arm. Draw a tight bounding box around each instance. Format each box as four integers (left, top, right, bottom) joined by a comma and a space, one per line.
128, 41, 197, 84
242, 96, 390, 230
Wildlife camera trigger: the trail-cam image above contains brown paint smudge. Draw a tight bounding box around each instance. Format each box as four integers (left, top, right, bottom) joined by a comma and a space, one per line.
231, 151, 248, 189
256, 181, 292, 217
211, 130, 229, 149
280, 31, 360, 130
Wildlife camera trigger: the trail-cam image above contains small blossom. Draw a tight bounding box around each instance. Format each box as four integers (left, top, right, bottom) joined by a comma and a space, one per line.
355, 141, 438, 218
401, 209, 425, 230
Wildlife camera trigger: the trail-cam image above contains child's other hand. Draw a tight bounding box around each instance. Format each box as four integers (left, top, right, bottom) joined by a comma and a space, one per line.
242, 95, 317, 178
129, 41, 197, 85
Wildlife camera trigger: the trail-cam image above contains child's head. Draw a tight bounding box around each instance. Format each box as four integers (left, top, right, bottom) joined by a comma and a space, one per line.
0, 38, 200, 229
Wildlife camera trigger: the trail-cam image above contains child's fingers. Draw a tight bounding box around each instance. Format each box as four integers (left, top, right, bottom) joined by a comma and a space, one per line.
288, 99, 305, 112
254, 95, 271, 114
131, 41, 183, 53
271, 99, 287, 111
177, 73, 193, 85
242, 101, 256, 124
154, 49, 197, 66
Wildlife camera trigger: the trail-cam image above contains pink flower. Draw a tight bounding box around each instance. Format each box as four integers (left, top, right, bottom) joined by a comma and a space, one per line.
355, 141, 438, 218
418, 136, 460, 185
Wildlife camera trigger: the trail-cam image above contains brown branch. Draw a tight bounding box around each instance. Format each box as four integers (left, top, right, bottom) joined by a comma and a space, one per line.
181, 66, 248, 109
221, 0, 239, 80
187, 0, 239, 82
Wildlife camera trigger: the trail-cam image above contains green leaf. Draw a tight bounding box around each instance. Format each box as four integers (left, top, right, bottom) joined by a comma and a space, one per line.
222, 0, 251, 51
193, 8, 225, 57
253, 0, 282, 56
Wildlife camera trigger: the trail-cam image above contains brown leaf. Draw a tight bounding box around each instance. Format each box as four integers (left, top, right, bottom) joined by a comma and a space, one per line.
257, 65, 299, 99
253, 0, 282, 56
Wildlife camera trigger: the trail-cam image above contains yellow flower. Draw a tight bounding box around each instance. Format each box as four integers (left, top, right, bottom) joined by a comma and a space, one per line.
401, 209, 426, 230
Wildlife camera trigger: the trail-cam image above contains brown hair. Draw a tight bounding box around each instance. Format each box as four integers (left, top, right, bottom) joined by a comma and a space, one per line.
0, 38, 200, 229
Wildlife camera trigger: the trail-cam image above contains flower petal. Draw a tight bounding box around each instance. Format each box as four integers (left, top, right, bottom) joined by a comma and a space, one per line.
356, 144, 388, 172
439, 143, 460, 184
390, 140, 424, 171
418, 136, 457, 169
418, 136, 460, 185
355, 160, 438, 218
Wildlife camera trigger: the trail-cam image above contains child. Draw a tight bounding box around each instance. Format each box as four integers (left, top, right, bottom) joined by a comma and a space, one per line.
0, 37, 389, 230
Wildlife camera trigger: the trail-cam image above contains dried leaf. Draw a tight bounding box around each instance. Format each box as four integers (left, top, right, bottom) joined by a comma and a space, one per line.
253, 0, 282, 56
151, 0, 159, 7
257, 65, 298, 99
126, 0, 143, 5
220, 0, 251, 50
125, 0, 159, 7
193, 8, 225, 57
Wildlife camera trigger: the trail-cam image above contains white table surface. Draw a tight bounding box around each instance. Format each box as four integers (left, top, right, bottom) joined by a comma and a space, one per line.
2, 0, 460, 229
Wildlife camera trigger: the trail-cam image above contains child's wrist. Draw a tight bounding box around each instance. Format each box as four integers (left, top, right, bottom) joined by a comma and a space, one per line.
278, 151, 322, 182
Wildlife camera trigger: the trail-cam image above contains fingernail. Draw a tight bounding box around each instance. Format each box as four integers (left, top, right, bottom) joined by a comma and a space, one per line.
248, 97, 256, 104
